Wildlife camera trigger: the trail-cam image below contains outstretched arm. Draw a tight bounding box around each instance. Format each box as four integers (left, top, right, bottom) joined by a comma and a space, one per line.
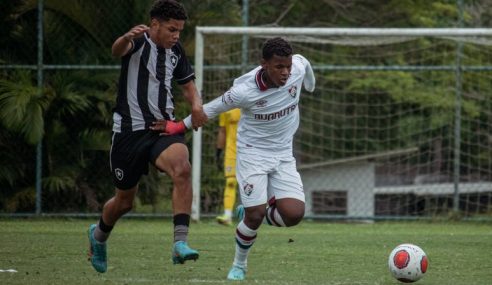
181, 81, 207, 130
182, 94, 235, 128
151, 91, 237, 135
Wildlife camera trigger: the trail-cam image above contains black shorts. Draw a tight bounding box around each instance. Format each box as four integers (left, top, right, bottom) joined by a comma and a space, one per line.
109, 130, 185, 190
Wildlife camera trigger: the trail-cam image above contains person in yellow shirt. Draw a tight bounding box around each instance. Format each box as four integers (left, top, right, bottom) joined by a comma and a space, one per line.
215, 108, 241, 225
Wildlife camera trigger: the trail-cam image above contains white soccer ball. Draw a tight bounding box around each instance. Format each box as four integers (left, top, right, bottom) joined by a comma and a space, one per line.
388, 243, 428, 283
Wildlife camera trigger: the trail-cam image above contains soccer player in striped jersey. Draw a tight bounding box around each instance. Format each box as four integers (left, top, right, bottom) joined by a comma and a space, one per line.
87, 0, 207, 273
153, 37, 316, 281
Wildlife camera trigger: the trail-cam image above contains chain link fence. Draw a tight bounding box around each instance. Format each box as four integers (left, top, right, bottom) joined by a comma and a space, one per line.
2, 1, 492, 221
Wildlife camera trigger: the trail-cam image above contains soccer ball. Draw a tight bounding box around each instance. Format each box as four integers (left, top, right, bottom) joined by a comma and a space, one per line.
388, 243, 428, 283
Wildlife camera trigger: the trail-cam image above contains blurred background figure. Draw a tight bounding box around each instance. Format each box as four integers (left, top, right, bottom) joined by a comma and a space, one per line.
215, 109, 241, 226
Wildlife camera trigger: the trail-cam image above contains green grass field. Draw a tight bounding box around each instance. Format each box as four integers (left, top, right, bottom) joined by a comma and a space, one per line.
0, 219, 491, 285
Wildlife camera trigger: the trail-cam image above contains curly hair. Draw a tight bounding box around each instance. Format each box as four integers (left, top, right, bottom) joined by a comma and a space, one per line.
150, 0, 188, 21
262, 37, 293, 60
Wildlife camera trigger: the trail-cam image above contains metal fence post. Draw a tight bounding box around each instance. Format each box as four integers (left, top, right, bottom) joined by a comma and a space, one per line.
453, 0, 464, 213
35, 0, 44, 215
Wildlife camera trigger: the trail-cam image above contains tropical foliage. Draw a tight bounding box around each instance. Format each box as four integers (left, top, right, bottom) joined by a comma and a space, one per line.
1, 0, 491, 213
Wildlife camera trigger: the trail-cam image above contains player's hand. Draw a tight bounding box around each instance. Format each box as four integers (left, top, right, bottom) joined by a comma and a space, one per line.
215, 148, 224, 171
123, 24, 149, 41
150, 120, 186, 135
191, 106, 208, 131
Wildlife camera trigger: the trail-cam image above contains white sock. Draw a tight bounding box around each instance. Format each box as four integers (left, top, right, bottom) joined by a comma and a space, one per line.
265, 205, 286, 227
224, 209, 232, 219
233, 221, 257, 268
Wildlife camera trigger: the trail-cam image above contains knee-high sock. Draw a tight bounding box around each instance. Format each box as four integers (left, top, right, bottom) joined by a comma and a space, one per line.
223, 177, 237, 218
233, 221, 257, 268
265, 204, 286, 227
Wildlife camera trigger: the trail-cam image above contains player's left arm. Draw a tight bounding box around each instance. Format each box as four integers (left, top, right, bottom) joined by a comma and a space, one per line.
296, 54, 316, 92
181, 80, 208, 130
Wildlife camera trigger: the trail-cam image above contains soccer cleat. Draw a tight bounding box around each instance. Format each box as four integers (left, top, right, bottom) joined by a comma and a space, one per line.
227, 265, 246, 281
236, 204, 245, 222
216, 215, 232, 226
172, 241, 199, 264
87, 224, 107, 273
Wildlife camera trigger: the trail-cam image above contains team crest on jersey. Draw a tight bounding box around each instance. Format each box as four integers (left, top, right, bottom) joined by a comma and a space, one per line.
288, 85, 297, 98
170, 54, 178, 67
243, 183, 254, 196
115, 168, 124, 181
255, 99, 268, 107
222, 90, 234, 105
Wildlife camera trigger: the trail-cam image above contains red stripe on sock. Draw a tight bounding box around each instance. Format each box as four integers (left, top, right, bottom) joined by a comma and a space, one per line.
236, 228, 256, 241
268, 205, 280, 227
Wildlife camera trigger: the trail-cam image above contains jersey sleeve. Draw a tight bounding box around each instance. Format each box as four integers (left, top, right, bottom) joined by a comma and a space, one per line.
183, 85, 244, 128
295, 54, 315, 92
122, 36, 145, 59
173, 42, 195, 85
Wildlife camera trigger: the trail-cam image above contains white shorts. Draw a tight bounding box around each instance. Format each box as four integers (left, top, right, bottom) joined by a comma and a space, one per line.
236, 152, 305, 208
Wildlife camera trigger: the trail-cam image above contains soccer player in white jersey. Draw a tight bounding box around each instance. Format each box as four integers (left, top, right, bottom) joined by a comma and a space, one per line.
152, 37, 316, 281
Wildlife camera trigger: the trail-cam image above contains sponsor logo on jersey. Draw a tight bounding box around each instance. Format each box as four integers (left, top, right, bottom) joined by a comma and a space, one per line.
115, 168, 124, 180
255, 99, 268, 107
254, 103, 297, 121
288, 85, 297, 98
243, 183, 254, 196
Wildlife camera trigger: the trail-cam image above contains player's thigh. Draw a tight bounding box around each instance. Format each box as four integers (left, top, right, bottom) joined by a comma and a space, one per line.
110, 131, 156, 190
151, 135, 190, 176
268, 157, 305, 203
236, 153, 270, 207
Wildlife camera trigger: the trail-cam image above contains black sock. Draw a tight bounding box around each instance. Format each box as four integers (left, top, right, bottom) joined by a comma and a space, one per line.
173, 214, 190, 243
94, 217, 113, 242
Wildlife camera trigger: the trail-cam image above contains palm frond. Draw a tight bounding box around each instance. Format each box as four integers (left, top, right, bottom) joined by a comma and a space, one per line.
0, 70, 46, 144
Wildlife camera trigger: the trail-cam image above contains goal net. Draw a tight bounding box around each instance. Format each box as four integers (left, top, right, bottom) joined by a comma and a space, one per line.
192, 27, 492, 221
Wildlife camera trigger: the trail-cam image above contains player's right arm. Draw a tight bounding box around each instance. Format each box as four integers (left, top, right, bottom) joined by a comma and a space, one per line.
112, 24, 149, 57
182, 90, 238, 129
151, 87, 241, 135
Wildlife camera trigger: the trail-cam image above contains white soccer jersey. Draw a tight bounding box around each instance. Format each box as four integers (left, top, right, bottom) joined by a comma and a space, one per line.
184, 54, 313, 157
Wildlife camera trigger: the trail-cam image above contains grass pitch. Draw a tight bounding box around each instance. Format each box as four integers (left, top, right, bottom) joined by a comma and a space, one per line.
0, 219, 491, 284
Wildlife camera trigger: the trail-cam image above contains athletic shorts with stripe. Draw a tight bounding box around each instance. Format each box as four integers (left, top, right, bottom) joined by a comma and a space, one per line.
109, 130, 185, 190
235, 152, 305, 208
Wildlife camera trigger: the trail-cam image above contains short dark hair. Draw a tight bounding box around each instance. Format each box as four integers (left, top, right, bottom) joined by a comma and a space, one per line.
150, 0, 188, 22
262, 37, 293, 60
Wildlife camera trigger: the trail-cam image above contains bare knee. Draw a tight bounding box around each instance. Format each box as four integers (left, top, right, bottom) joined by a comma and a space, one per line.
170, 160, 191, 183
282, 209, 304, 227
244, 206, 267, 230
113, 189, 137, 214
277, 199, 305, 227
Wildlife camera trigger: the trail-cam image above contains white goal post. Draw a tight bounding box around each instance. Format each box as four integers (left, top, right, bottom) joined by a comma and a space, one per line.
191, 27, 492, 221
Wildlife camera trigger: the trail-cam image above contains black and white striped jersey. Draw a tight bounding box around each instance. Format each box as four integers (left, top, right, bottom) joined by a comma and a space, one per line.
112, 33, 195, 133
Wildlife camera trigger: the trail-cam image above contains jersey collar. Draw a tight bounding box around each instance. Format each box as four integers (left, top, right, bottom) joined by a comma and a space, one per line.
144, 32, 167, 53
255, 69, 268, 91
